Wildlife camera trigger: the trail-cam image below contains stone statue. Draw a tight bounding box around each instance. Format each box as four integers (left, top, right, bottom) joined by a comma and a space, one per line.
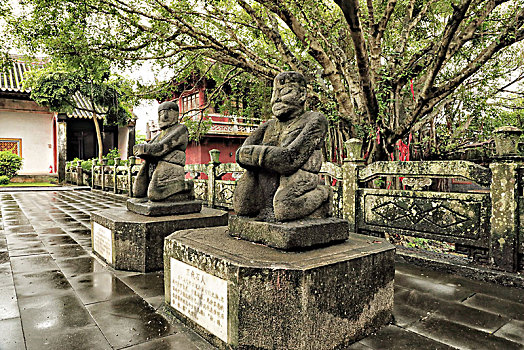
132, 101, 193, 202
233, 71, 332, 222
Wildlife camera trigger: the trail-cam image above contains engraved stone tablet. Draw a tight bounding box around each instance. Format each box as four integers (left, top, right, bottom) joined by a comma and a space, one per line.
93, 222, 113, 263
170, 258, 228, 342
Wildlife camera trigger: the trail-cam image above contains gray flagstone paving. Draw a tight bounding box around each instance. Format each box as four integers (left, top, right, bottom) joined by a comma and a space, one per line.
0, 190, 522, 350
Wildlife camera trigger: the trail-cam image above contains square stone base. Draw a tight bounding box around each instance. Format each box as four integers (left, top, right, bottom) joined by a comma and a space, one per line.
228, 215, 349, 250
162, 226, 395, 349
126, 198, 202, 216
91, 207, 228, 272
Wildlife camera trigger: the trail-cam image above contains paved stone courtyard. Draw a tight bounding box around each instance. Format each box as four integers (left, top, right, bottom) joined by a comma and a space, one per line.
0, 189, 523, 349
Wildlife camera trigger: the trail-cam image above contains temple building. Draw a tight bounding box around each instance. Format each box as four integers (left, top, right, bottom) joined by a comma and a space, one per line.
146, 75, 261, 179
0, 56, 135, 180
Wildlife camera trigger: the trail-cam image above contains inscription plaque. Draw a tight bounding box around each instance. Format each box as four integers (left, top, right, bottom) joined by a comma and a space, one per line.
93, 222, 113, 263
170, 258, 228, 342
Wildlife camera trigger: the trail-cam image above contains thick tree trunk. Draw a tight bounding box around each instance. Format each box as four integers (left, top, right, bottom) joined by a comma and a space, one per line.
93, 113, 103, 161
89, 81, 104, 161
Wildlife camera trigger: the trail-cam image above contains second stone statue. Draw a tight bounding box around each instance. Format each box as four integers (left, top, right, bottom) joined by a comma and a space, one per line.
127, 101, 202, 216
229, 71, 348, 249
234, 71, 333, 222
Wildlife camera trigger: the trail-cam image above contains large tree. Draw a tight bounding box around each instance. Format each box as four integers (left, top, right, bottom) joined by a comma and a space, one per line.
4, 0, 524, 160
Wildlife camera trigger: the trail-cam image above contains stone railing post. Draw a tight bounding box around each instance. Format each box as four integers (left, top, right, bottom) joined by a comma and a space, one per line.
342, 139, 365, 232
128, 156, 136, 197
207, 149, 221, 207
64, 161, 69, 183
489, 126, 522, 272
113, 157, 120, 193
76, 161, 83, 186
100, 158, 108, 191
490, 162, 519, 272
91, 159, 96, 188
65, 161, 70, 183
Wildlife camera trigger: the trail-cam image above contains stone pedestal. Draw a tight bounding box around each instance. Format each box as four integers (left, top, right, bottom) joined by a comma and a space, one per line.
127, 198, 202, 216
91, 207, 228, 272
162, 227, 395, 349
229, 215, 349, 250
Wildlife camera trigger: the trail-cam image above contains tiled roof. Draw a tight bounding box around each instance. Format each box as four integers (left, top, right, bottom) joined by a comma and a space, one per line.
0, 58, 42, 93
0, 57, 104, 119
69, 91, 105, 119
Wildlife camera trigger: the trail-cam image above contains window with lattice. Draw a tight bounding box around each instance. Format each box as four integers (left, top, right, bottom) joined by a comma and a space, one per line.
0, 139, 22, 157
181, 93, 199, 113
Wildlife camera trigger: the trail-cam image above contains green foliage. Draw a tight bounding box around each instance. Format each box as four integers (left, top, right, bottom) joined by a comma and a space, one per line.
0, 1, 13, 74
208, 69, 273, 121
81, 159, 93, 172
104, 148, 121, 165
0, 151, 22, 179
183, 116, 213, 142
405, 238, 430, 250
3, 0, 524, 160
0, 53, 12, 75
373, 178, 386, 188
0, 175, 9, 185
23, 61, 136, 127
71, 157, 95, 172
135, 131, 147, 144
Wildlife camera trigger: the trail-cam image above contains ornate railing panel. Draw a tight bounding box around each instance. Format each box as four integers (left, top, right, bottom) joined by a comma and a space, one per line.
214, 180, 236, 209
350, 160, 493, 264
115, 165, 129, 193
358, 189, 490, 247
193, 179, 207, 202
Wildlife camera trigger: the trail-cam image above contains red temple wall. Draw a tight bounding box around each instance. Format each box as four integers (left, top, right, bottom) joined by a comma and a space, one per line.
186, 136, 245, 180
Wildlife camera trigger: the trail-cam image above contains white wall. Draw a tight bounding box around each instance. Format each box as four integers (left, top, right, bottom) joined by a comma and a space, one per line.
118, 126, 129, 159
0, 112, 54, 175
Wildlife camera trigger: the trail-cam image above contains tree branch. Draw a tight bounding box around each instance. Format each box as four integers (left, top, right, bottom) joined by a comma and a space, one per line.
334, 0, 379, 123
256, 0, 355, 120
375, 0, 397, 43
420, 0, 474, 101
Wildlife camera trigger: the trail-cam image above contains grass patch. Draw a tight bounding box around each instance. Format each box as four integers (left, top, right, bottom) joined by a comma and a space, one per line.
0, 182, 58, 187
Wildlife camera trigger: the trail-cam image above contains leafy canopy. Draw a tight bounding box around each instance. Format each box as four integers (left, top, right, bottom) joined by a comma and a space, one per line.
23, 59, 136, 127
3, 0, 524, 160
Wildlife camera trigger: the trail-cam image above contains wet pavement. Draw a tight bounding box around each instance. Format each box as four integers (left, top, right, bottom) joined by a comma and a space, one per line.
0, 189, 523, 350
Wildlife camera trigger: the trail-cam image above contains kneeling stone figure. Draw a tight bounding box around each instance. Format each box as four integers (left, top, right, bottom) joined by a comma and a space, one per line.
133, 101, 193, 202
234, 71, 332, 222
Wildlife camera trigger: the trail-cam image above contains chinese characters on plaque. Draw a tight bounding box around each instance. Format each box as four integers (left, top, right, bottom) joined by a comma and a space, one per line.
170, 258, 228, 342
93, 222, 113, 263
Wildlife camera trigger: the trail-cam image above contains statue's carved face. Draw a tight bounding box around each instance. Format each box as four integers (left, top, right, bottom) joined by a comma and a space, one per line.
158, 108, 178, 129
271, 78, 306, 121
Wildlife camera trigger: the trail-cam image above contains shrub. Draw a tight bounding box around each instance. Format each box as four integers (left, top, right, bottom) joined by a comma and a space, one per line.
0, 151, 22, 178
104, 148, 121, 166
0, 175, 9, 185
81, 159, 93, 172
